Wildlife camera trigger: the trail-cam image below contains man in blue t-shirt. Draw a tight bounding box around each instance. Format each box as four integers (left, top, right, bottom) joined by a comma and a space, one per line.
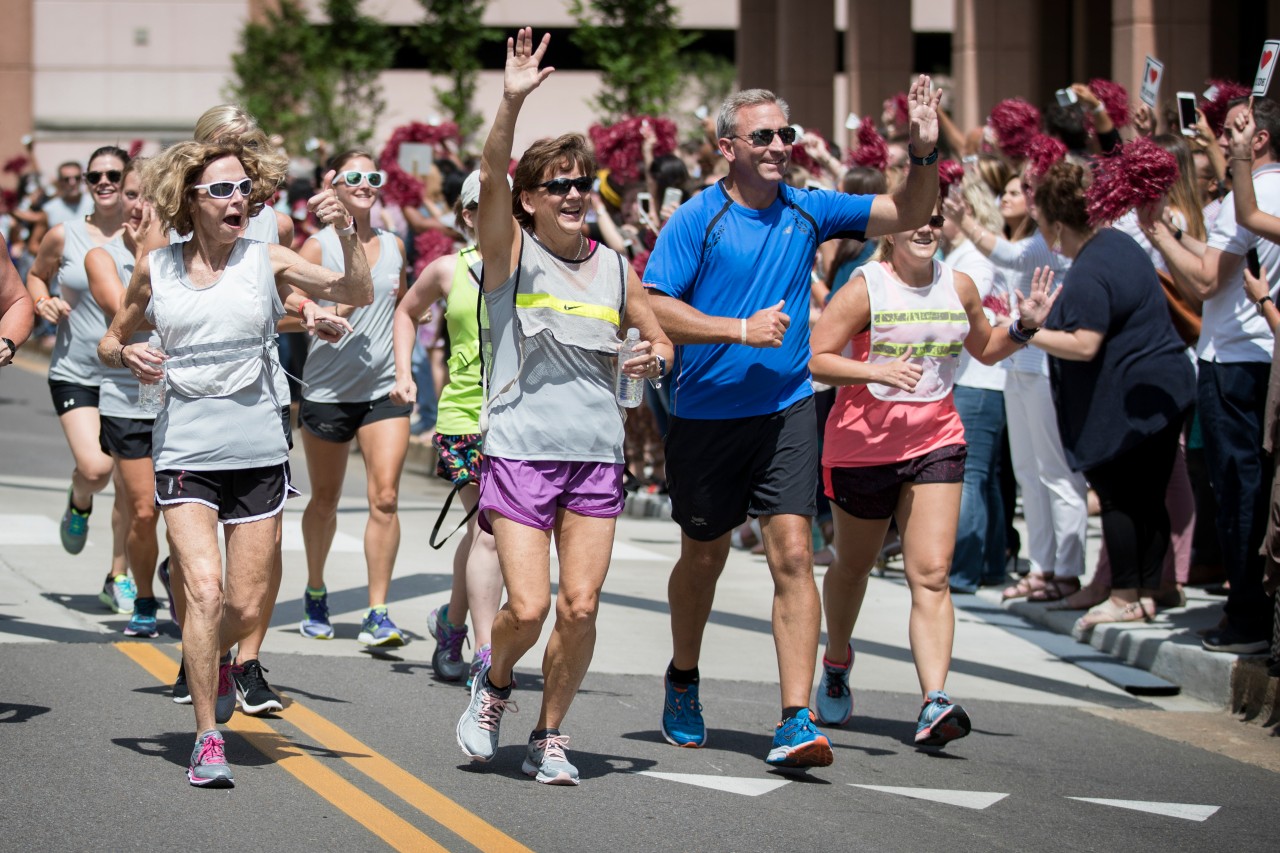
643, 79, 942, 768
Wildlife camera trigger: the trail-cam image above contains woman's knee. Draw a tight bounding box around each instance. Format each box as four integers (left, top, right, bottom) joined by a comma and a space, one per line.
505, 594, 551, 630
556, 588, 601, 627
368, 485, 399, 518
908, 561, 953, 596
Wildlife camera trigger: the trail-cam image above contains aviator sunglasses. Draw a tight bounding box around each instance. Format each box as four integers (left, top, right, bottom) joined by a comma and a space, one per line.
339, 170, 386, 189
538, 176, 594, 196
734, 126, 798, 147
193, 179, 253, 199
85, 170, 122, 185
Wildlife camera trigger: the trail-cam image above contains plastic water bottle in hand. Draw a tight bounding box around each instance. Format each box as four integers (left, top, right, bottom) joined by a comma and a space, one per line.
616, 327, 643, 408
137, 334, 166, 414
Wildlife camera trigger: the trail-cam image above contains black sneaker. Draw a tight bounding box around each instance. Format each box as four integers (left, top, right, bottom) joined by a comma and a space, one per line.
1202, 626, 1269, 655
234, 659, 283, 715
172, 661, 191, 705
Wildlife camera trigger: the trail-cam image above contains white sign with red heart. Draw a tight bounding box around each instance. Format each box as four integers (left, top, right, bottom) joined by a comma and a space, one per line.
1254, 40, 1280, 97
1139, 55, 1164, 108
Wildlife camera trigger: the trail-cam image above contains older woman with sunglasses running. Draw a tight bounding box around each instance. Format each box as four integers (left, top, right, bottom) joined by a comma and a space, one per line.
26, 146, 135, 611
99, 139, 370, 788
455, 29, 673, 785
296, 151, 413, 647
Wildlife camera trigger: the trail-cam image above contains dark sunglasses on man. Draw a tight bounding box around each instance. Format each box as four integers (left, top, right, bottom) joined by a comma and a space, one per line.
733, 126, 798, 147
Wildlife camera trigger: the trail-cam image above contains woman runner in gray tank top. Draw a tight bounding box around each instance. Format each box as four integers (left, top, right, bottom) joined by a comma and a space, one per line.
295, 149, 412, 648
99, 139, 369, 788
25, 145, 135, 611
454, 29, 673, 786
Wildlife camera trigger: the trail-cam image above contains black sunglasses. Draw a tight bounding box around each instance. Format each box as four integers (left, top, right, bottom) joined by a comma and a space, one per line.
734, 126, 798, 147
85, 170, 122, 185
928, 214, 945, 228
538, 176, 593, 196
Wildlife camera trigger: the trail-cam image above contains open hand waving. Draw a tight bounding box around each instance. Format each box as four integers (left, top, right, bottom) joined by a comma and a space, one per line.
505, 27, 554, 100
907, 75, 943, 156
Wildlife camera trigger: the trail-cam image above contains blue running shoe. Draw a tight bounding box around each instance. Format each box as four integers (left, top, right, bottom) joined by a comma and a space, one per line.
60, 488, 91, 555
429, 605, 470, 681
766, 708, 833, 767
358, 606, 405, 647
914, 690, 971, 747
815, 644, 854, 726
123, 596, 160, 638
299, 587, 334, 639
99, 574, 136, 614
661, 676, 706, 747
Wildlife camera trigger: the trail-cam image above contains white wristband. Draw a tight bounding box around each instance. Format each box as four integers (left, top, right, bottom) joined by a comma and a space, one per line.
335, 219, 355, 237
740, 318, 747, 345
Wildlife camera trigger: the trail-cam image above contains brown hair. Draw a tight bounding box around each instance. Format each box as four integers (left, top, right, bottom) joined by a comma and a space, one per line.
1035, 161, 1090, 232
145, 140, 286, 237
327, 149, 378, 175
1152, 134, 1206, 241
512, 133, 596, 229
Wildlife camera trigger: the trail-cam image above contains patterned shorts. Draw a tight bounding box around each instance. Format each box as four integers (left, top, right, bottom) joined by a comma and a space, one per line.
433, 432, 484, 486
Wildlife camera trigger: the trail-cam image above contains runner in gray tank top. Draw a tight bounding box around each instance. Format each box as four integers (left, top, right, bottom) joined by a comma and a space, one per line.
99, 139, 368, 788
296, 149, 412, 648
86, 161, 167, 639
158, 105, 303, 715
25, 145, 135, 612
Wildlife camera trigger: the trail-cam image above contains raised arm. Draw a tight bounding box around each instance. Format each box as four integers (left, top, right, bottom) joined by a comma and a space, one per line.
479, 27, 554, 290
866, 75, 942, 237
269, 172, 372, 306
968, 265, 1063, 363
1228, 110, 1280, 242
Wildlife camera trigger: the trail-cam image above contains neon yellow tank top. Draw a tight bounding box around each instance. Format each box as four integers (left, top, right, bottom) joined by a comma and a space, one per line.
434, 246, 484, 434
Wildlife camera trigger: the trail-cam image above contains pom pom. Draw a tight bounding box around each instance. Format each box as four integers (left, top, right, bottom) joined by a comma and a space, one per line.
127, 139, 145, 159
788, 127, 830, 176
587, 116, 677, 184
1087, 79, 1130, 128
848, 117, 889, 172
0, 188, 17, 212
1200, 79, 1251, 136
629, 247, 650, 278
988, 98, 1042, 161
1086, 137, 1179, 226
378, 121, 462, 209
411, 229, 457, 279
3, 155, 28, 175
938, 159, 965, 199
1024, 134, 1068, 183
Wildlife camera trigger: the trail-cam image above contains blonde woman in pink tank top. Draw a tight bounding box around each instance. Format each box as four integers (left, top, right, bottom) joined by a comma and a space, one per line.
807, 211, 1058, 748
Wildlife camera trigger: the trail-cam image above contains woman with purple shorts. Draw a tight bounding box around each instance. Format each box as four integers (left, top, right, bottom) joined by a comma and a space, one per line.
454, 28, 673, 785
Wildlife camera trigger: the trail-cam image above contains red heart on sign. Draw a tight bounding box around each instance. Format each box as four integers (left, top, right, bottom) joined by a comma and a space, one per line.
1264, 50, 1274, 68
1149, 68, 1158, 83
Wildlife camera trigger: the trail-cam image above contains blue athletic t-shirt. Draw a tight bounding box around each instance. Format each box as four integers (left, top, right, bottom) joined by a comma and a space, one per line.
643, 180, 874, 419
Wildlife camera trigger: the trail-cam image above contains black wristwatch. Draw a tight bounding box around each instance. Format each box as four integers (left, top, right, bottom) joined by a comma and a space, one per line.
1257, 295, 1272, 316
908, 146, 939, 166
0, 337, 15, 358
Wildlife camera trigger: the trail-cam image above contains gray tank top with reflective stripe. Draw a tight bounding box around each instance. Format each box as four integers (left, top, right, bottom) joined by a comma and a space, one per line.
48, 220, 107, 387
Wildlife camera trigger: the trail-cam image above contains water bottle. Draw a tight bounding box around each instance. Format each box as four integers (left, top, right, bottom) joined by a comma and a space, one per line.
615, 327, 643, 408
137, 334, 166, 414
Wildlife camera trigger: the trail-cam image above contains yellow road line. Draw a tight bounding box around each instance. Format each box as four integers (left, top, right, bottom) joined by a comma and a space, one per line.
113, 642, 498, 853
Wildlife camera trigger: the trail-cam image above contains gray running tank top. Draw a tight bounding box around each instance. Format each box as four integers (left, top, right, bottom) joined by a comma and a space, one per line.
48, 220, 107, 387
97, 239, 154, 419
146, 239, 288, 471
301, 226, 401, 403
482, 235, 627, 463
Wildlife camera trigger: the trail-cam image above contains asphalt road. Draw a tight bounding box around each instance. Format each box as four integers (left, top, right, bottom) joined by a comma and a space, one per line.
1, 357, 1276, 853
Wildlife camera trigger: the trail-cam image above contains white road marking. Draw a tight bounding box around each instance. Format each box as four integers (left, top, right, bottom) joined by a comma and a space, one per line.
1068, 798, 1220, 821
851, 785, 1009, 810
637, 771, 790, 797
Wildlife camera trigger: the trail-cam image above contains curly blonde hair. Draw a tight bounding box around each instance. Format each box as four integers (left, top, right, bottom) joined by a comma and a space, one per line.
144, 140, 286, 237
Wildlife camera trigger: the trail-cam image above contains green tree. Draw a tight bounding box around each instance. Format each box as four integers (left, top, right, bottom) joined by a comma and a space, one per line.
229, 0, 395, 154
568, 0, 698, 121
413, 0, 497, 146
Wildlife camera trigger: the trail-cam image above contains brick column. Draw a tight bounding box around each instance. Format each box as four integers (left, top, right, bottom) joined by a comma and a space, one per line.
0, 0, 34, 155
951, 0, 1040, 132
776, 0, 836, 128
737, 0, 779, 94
844, 0, 913, 125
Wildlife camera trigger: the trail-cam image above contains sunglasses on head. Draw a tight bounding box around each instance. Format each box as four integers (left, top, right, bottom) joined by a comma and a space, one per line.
85, 170, 122, 185
339, 170, 386, 189
193, 178, 253, 199
928, 214, 945, 228
538, 176, 593, 196
734, 126, 798, 147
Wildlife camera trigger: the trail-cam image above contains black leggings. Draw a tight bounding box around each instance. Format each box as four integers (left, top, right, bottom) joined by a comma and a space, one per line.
1085, 418, 1184, 591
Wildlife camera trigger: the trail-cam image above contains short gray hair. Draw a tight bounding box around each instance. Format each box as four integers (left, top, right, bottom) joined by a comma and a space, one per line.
717, 89, 790, 141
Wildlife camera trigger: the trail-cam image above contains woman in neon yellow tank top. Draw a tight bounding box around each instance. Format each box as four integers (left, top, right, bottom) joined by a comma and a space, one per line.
391, 171, 502, 689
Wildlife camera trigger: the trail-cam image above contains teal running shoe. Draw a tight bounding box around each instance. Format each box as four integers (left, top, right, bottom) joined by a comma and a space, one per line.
99, 574, 136, 614
123, 596, 159, 638
914, 690, 971, 747
60, 489, 91, 555
765, 708, 833, 767
661, 676, 706, 747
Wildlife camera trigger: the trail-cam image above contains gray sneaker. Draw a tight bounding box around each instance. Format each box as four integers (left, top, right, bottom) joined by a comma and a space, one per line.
187, 730, 234, 788
522, 733, 580, 785
99, 574, 136, 614
429, 605, 470, 682
215, 653, 236, 724
456, 663, 517, 761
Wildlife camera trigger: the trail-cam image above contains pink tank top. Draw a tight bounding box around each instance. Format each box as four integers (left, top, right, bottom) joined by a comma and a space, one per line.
823, 260, 967, 467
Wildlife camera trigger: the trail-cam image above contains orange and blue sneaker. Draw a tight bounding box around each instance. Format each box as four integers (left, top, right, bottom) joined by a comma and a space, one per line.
765, 708, 833, 767
661, 676, 706, 747
914, 690, 971, 747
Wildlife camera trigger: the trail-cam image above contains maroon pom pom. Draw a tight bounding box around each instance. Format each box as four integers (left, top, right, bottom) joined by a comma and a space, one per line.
587, 116, 677, 184
848, 117, 889, 172
988, 98, 1042, 161
1024, 135, 1067, 183
629, 247, 650, 278
378, 121, 462, 209
127, 139, 145, 159
938, 159, 965, 199
411, 229, 457, 279
0, 188, 17, 212
1200, 79, 1251, 136
1086, 137, 1179, 226
1087, 79, 1130, 128
3, 155, 28, 175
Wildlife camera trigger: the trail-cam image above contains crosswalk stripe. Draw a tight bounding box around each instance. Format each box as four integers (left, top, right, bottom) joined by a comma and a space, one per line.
1068, 797, 1220, 821
114, 642, 529, 851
